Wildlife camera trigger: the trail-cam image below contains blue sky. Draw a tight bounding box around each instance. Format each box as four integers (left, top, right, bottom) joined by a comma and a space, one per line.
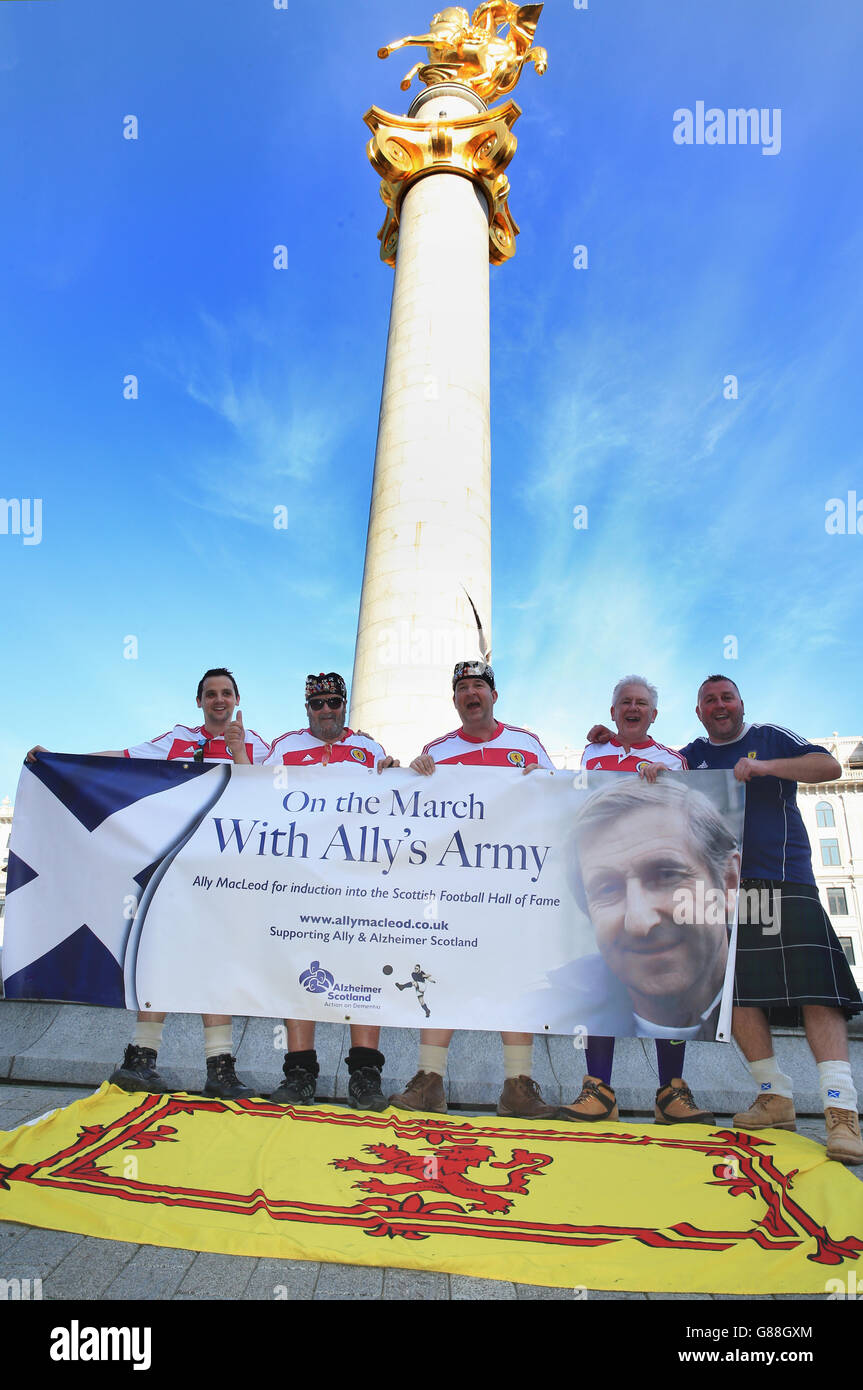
2, 0, 862, 798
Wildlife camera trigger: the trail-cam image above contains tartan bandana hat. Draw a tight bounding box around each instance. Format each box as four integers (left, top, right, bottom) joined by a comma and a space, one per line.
305, 672, 347, 702
452, 661, 495, 691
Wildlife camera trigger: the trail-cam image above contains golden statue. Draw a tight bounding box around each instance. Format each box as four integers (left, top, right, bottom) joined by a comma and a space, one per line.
378, 3, 547, 103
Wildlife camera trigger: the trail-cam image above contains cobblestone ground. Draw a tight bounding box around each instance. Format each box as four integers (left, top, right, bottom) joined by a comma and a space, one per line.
1, 1083, 859, 1301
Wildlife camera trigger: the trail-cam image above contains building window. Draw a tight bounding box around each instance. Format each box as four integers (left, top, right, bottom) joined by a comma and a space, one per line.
821, 839, 841, 867
828, 888, 849, 916
816, 801, 835, 828
839, 937, 857, 967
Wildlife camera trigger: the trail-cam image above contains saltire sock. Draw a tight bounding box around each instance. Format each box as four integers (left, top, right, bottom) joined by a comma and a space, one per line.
418, 1044, 449, 1078
133, 1021, 164, 1052
502, 1043, 533, 1080
585, 1036, 615, 1086
203, 1023, 233, 1060
748, 1055, 794, 1099
817, 1060, 858, 1114
656, 1039, 685, 1088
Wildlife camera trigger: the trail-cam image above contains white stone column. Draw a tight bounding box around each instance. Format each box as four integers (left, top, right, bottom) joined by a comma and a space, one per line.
350, 87, 493, 763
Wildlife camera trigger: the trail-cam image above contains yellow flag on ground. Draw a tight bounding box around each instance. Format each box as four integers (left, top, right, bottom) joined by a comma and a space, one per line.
1, 1084, 860, 1293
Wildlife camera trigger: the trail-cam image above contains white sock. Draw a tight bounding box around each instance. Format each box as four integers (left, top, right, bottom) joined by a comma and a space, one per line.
817, 1060, 858, 1114
204, 1023, 233, 1060
502, 1043, 533, 1080
133, 1021, 163, 1052
418, 1044, 449, 1078
748, 1056, 794, 1100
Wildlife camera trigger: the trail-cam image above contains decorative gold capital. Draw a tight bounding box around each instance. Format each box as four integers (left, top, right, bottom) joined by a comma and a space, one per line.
365, 102, 521, 267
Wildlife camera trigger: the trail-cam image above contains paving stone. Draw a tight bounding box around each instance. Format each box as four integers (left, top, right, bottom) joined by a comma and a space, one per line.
0, 1227, 83, 1276
515, 1282, 581, 1299
177, 1252, 257, 1299
646, 1291, 713, 1299
45, 1236, 137, 1300
313, 1261, 384, 1299
102, 1245, 196, 1300
585, 1289, 648, 1300
244, 1257, 320, 1301
382, 1267, 449, 1300
450, 1275, 517, 1299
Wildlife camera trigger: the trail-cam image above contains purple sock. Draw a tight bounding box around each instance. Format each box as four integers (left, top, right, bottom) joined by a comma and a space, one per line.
585, 1036, 615, 1085
656, 1039, 685, 1087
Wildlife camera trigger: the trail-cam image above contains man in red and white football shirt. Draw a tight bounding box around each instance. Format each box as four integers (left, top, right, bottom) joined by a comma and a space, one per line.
238, 672, 397, 1112
389, 660, 558, 1120
26, 667, 269, 1100
558, 675, 711, 1129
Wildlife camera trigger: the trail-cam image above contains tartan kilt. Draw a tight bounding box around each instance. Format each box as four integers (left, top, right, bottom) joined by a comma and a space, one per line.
733, 879, 863, 1026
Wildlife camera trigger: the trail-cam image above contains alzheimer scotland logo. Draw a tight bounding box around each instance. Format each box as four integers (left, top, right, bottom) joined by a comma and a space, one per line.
299, 960, 335, 994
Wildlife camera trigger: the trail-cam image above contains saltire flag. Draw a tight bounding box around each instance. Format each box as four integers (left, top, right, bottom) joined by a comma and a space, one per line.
0, 1086, 860, 1293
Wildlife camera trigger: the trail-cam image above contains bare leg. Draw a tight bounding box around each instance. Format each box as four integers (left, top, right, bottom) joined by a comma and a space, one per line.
137, 1011, 166, 1023
802, 1005, 849, 1063
731, 1005, 773, 1060
349, 1025, 382, 1048
286, 1020, 317, 1051
500, 1031, 533, 1046
421, 1028, 455, 1047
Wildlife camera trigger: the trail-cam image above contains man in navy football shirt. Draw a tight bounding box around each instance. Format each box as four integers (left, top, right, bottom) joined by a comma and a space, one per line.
680, 676, 862, 1163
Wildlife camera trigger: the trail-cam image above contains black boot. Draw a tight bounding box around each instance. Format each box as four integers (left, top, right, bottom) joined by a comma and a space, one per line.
109, 1044, 166, 1094
270, 1050, 319, 1105
346, 1047, 387, 1112
204, 1053, 255, 1099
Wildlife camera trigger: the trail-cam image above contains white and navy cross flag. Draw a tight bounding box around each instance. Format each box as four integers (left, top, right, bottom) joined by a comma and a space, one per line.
3, 754, 228, 1007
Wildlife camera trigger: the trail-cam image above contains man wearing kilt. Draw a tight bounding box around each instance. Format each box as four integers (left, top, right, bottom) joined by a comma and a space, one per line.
681, 676, 862, 1163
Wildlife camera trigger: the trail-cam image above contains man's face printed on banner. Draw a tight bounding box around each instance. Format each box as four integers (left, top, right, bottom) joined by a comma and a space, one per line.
575, 806, 735, 1023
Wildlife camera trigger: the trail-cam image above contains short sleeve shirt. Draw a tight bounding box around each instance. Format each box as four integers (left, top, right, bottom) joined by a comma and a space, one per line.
422, 721, 553, 769
581, 736, 687, 773
679, 723, 827, 883
124, 724, 271, 765
265, 728, 386, 770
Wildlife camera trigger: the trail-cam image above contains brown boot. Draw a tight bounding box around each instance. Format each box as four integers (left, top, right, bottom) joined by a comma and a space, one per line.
825, 1108, 863, 1165
655, 1078, 715, 1125
388, 1070, 447, 1114
497, 1075, 557, 1119
556, 1075, 619, 1123
732, 1092, 796, 1132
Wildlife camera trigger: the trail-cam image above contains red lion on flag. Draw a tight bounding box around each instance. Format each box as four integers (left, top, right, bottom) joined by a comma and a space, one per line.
332, 1136, 552, 1214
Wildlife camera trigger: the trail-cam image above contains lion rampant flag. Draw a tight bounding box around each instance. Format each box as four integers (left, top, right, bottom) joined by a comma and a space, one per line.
1, 1085, 861, 1292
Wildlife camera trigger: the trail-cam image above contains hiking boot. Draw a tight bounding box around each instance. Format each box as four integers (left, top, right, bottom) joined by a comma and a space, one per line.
732, 1092, 796, 1132
556, 1075, 619, 1123
203, 1053, 255, 1099
825, 1108, 863, 1165
655, 1078, 715, 1126
109, 1044, 166, 1094
270, 1060, 318, 1105
497, 1075, 557, 1119
389, 1070, 447, 1114
348, 1066, 388, 1113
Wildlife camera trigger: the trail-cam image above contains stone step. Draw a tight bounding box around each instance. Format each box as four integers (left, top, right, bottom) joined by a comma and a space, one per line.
0, 1001, 860, 1115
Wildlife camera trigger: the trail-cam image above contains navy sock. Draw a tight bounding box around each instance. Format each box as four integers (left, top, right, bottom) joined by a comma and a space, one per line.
585, 1036, 615, 1085
656, 1039, 685, 1088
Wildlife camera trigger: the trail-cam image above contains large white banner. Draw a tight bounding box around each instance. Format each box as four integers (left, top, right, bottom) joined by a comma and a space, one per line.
4, 756, 745, 1040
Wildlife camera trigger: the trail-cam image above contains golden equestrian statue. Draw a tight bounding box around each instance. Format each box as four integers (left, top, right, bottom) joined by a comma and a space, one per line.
378, 3, 547, 103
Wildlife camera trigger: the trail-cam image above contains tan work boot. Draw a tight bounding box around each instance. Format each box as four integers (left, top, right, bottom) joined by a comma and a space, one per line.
825, 1108, 863, 1165
556, 1075, 619, 1123
655, 1078, 715, 1125
388, 1070, 446, 1114
497, 1075, 557, 1119
732, 1092, 797, 1132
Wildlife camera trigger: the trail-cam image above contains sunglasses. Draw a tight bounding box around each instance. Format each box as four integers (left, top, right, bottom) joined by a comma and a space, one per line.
308, 697, 344, 711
